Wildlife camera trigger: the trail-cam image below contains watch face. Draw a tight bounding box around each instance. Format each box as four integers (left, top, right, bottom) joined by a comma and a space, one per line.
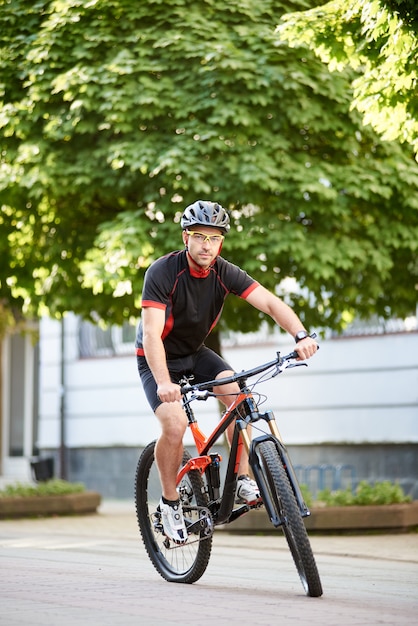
296, 331, 308, 342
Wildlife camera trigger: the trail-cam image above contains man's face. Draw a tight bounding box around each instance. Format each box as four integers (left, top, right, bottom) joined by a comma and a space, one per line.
182, 226, 224, 269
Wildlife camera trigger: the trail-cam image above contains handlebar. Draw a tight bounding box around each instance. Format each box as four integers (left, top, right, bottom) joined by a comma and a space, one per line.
180, 334, 318, 396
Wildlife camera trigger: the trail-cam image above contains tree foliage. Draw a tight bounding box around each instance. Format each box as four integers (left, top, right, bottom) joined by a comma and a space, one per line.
381, 0, 418, 29
278, 0, 418, 160
1, 0, 418, 334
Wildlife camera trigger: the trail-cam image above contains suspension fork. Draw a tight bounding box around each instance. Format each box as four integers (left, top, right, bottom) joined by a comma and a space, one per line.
238, 409, 310, 522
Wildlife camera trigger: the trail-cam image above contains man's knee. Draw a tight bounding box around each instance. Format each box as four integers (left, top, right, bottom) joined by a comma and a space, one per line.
155, 404, 188, 440
214, 370, 239, 404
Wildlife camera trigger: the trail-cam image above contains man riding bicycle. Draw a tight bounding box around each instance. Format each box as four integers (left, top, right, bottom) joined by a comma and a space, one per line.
136, 200, 318, 544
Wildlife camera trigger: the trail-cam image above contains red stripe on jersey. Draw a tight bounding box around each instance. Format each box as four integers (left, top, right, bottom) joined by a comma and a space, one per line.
241, 282, 259, 299
142, 300, 166, 310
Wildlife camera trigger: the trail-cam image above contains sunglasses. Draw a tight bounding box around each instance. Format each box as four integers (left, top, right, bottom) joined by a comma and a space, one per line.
186, 230, 224, 244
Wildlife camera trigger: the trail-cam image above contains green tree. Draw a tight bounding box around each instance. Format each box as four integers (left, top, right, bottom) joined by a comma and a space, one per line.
278, 0, 418, 160
1, 0, 417, 334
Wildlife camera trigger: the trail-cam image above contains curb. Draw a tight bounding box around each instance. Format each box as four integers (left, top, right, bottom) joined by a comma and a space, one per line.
306, 501, 418, 531
0, 492, 102, 519
1, 495, 417, 532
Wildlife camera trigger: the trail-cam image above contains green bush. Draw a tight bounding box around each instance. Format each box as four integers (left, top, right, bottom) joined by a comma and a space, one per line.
316, 486, 355, 506
316, 481, 412, 507
0, 479, 86, 498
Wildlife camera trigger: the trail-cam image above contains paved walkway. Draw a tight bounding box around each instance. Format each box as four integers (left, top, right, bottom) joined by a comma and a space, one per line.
100, 500, 418, 561
1, 499, 417, 562
1, 500, 417, 626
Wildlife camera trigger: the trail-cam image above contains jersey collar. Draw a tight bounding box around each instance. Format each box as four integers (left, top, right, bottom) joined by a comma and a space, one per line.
186, 251, 215, 278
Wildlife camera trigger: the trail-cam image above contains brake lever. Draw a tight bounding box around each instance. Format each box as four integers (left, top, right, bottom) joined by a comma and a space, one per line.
273, 357, 308, 377
182, 389, 211, 407
287, 362, 308, 369
271, 364, 283, 378
195, 390, 212, 401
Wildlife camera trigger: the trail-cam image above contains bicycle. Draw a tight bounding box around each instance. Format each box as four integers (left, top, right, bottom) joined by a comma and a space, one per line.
135, 343, 323, 597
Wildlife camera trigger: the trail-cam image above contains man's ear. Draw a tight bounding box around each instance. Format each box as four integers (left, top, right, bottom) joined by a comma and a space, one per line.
182, 230, 189, 249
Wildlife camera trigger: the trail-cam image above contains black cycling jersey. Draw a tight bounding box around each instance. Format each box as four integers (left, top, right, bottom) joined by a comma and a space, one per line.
135, 250, 258, 359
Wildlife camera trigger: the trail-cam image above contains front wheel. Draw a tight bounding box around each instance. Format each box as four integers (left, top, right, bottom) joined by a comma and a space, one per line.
135, 441, 213, 584
255, 440, 323, 597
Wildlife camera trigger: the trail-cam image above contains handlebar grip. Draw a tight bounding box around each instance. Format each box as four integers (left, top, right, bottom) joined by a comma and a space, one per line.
290, 334, 319, 360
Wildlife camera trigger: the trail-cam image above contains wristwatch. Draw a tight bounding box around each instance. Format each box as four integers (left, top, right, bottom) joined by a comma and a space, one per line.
295, 330, 309, 343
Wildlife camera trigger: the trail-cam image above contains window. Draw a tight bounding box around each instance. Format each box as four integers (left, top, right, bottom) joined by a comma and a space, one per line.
78, 320, 137, 358
331, 314, 417, 338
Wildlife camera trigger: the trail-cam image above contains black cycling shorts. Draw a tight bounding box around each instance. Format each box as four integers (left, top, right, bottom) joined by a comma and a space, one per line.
137, 345, 233, 412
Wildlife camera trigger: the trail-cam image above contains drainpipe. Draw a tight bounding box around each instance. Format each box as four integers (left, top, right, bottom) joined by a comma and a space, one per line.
59, 317, 67, 480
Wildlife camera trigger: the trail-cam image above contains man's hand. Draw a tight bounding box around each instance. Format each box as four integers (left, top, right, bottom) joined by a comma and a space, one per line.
294, 336, 318, 360
156, 380, 182, 403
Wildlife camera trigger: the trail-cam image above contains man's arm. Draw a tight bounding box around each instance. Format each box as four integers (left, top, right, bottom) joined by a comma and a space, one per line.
142, 307, 182, 403
245, 285, 318, 359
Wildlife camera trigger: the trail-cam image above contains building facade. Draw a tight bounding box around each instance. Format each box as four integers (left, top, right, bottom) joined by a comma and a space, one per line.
1, 314, 418, 498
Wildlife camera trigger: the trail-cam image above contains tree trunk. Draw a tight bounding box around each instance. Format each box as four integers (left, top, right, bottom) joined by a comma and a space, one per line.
0, 336, 3, 473
205, 329, 223, 357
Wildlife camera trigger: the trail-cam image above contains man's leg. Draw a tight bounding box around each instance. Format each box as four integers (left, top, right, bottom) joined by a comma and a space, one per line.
137, 355, 189, 543
154, 402, 189, 544
214, 371, 261, 504
154, 402, 188, 501
214, 371, 252, 476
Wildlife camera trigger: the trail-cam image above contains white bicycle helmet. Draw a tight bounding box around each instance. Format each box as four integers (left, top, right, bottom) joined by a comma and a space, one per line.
180, 200, 230, 234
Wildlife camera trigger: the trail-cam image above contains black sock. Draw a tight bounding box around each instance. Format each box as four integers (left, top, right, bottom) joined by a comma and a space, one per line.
162, 496, 180, 506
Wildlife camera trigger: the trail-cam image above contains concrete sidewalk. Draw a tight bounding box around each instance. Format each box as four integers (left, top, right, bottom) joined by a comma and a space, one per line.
1, 499, 417, 626
98, 499, 418, 563
2, 498, 415, 565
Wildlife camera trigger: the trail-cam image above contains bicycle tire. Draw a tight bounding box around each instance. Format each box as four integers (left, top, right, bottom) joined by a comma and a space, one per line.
255, 440, 323, 597
135, 440, 213, 584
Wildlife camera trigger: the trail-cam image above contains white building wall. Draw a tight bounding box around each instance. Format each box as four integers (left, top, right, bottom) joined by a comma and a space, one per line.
225, 333, 418, 445
37, 315, 418, 452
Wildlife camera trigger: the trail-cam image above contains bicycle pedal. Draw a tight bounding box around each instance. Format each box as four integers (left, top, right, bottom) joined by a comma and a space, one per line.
151, 510, 164, 534
249, 500, 264, 510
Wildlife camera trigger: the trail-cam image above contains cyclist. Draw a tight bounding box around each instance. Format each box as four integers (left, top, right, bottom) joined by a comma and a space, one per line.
136, 200, 318, 544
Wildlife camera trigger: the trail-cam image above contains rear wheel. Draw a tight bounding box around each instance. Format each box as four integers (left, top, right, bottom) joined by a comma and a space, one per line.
135, 441, 213, 583
255, 440, 323, 597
